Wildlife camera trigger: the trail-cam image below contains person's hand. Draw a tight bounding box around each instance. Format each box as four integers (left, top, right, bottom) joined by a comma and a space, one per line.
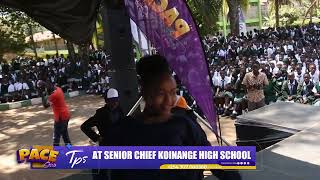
288, 96, 293, 101
44, 103, 50, 109
248, 84, 255, 90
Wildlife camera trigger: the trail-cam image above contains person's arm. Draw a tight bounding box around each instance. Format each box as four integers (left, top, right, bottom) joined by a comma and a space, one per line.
263, 74, 269, 87
280, 81, 289, 100
80, 112, 101, 142
296, 84, 303, 102
45, 90, 55, 108
314, 84, 320, 98
242, 74, 250, 90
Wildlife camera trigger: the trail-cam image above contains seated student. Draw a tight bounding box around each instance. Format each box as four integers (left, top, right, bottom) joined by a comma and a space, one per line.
231, 69, 247, 119
297, 74, 316, 104
0, 77, 9, 103
103, 55, 241, 180
263, 65, 276, 105
0, 76, 3, 103
312, 81, 320, 106
213, 70, 232, 115
278, 72, 299, 102
21, 79, 30, 100
14, 79, 23, 101
8, 80, 15, 102
294, 65, 304, 84
272, 71, 285, 100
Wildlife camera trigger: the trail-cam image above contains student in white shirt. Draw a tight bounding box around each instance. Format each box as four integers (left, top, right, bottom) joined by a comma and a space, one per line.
14, 80, 23, 92
22, 82, 30, 90
8, 82, 15, 93
309, 64, 319, 84
213, 71, 232, 91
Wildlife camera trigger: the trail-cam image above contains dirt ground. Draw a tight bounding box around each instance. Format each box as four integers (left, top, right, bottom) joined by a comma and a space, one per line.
0, 95, 237, 180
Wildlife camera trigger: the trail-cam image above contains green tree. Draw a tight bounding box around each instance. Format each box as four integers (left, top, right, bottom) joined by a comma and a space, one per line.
0, 27, 27, 61
224, 0, 249, 35
186, 0, 222, 36
302, 0, 320, 24
269, 0, 302, 27
0, 6, 42, 58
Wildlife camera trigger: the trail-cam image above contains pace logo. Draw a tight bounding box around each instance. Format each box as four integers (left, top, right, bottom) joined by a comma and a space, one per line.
17, 146, 58, 168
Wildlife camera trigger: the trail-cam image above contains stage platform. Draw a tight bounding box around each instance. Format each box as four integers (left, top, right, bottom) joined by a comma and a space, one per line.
239, 123, 320, 180
234, 102, 320, 179
235, 102, 320, 151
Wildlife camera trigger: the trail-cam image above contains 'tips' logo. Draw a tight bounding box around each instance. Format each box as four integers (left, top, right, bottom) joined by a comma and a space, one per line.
17, 146, 59, 168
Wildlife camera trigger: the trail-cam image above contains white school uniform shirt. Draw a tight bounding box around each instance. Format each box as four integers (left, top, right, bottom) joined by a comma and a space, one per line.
295, 54, 301, 63
275, 54, 280, 61
267, 47, 274, 57
303, 48, 306, 53
315, 59, 319, 68
213, 71, 221, 79
310, 71, 320, 84
22, 82, 29, 90
213, 76, 231, 88
105, 76, 110, 84
283, 45, 288, 52
59, 67, 65, 73
288, 44, 294, 51
8, 84, 15, 93
287, 66, 293, 73
11, 73, 17, 82
218, 49, 226, 57
14, 82, 22, 91
294, 72, 304, 84
48, 58, 54, 64
273, 67, 280, 75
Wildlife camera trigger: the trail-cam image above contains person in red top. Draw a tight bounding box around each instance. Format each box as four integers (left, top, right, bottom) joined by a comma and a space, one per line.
46, 84, 72, 146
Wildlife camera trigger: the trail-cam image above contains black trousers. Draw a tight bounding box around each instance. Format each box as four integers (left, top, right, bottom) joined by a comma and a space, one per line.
53, 120, 71, 146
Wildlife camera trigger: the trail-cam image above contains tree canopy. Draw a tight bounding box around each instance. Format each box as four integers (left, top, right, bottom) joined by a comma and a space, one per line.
186, 0, 222, 36
0, 6, 43, 60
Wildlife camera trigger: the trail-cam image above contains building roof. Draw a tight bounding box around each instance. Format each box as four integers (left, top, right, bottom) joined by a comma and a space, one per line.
25, 31, 62, 43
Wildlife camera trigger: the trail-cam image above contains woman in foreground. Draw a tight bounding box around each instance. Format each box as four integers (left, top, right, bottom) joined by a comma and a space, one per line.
103, 55, 241, 180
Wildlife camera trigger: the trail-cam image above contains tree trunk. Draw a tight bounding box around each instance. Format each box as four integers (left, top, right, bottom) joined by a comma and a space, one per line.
78, 43, 90, 75
302, 0, 318, 25
28, 24, 38, 58
52, 33, 59, 55
275, 0, 280, 27
310, 4, 314, 23
226, 0, 240, 35
66, 41, 76, 63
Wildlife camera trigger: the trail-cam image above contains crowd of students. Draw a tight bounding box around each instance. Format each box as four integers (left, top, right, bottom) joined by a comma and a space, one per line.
0, 50, 111, 103
203, 23, 320, 118
3, 24, 320, 121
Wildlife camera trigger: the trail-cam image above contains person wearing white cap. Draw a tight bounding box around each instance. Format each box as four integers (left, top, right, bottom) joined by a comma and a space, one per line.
106, 88, 118, 99
81, 88, 124, 144
81, 88, 124, 180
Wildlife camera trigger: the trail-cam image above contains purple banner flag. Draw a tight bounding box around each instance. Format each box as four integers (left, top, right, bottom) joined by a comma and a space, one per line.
125, 0, 217, 132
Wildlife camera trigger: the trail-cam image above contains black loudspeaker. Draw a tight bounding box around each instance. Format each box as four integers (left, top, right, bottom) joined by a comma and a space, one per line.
102, 4, 139, 114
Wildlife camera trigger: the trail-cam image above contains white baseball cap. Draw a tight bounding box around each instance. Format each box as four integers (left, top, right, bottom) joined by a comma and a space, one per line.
107, 88, 119, 99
